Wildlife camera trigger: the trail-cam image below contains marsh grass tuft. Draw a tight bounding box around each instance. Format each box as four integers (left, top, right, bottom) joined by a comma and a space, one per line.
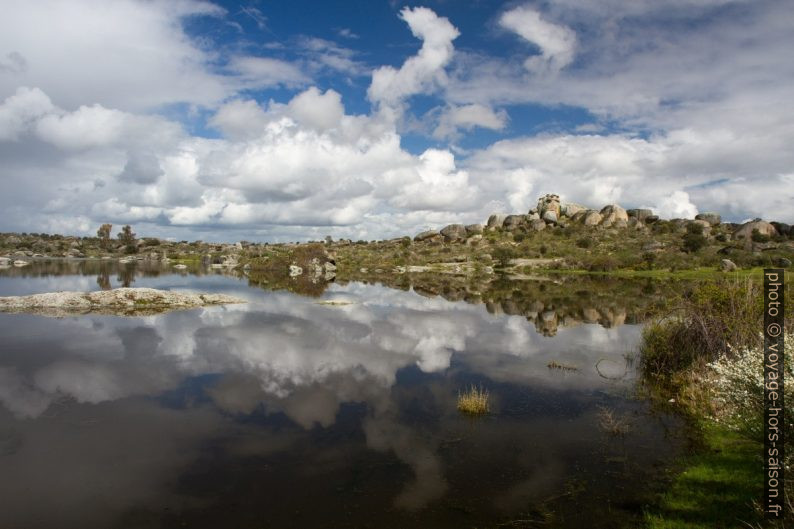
597, 406, 630, 436
457, 384, 490, 415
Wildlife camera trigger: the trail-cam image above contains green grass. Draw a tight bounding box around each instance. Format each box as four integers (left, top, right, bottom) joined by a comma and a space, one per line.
538, 266, 768, 280
168, 254, 202, 264
645, 422, 763, 529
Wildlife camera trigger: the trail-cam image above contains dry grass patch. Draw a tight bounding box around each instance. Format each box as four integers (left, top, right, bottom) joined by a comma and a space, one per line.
597, 406, 630, 436
457, 385, 490, 415
547, 360, 578, 371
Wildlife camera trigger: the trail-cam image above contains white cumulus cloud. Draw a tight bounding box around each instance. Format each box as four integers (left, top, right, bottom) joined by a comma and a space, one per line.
499, 6, 577, 74
368, 7, 460, 109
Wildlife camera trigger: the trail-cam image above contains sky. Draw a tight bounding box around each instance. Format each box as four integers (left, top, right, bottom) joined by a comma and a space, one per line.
0, 0, 792, 242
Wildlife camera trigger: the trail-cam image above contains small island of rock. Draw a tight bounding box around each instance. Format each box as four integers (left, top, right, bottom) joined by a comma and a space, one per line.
0, 287, 246, 317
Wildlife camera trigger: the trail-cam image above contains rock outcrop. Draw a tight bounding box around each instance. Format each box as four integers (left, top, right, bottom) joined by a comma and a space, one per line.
695, 212, 722, 226
503, 215, 526, 231
582, 210, 603, 226
599, 205, 629, 227
733, 220, 778, 240
627, 209, 653, 221
561, 203, 586, 217
536, 194, 561, 218
414, 230, 439, 242
486, 214, 507, 230
465, 224, 483, 235
0, 288, 245, 317
409, 192, 792, 248
440, 224, 467, 241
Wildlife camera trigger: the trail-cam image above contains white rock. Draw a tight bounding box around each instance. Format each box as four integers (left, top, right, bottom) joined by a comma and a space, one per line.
0, 287, 245, 317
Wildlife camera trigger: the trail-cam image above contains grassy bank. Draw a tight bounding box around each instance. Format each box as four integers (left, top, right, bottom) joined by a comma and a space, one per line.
646, 422, 763, 528
538, 266, 769, 280
639, 275, 792, 527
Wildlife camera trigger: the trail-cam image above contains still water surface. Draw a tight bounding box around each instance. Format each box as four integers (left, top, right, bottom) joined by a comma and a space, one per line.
0, 261, 684, 528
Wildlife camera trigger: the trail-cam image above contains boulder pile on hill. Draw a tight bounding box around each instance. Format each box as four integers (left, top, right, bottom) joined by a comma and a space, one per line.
413, 193, 793, 246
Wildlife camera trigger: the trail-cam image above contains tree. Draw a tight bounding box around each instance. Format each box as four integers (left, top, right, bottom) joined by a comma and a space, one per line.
97, 223, 112, 249
682, 222, 707, 253
118, 225, 137, 254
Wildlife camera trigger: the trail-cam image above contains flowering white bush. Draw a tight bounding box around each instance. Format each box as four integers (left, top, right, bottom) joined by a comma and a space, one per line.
707, 331, 793, 441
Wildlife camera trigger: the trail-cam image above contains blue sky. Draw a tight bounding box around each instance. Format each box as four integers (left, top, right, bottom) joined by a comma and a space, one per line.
0, 0, 792, 242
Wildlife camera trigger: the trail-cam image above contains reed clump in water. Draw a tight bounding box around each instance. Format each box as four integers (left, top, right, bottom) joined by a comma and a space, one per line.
457, 385, 490, 415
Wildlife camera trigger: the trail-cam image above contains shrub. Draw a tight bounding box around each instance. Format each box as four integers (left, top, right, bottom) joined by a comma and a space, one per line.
706, 331, 794, 517
707, 332, 793, 440
682, 232, 707, 252
586, 255, 619, 272
118, 225, 137, 254
686, 222, 704, 235
751, 228, 770, 243
576, 238, 593, 248
640, 279, 764, 379
492, 246, 520, 267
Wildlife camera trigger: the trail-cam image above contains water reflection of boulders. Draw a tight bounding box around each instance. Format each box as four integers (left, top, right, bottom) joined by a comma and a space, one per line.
336, 273, 665, 333
242, 267, 665, 333
240, 268, 667, 334
1, 260, 671, 333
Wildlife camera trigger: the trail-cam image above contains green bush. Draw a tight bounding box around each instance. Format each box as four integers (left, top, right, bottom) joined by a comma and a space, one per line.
586, 255, 619, 271
640, 279, 764, 380
576, 237, 592, 248
491, 246, 520, 267
750, 228, 770, 243
682, 232, 707, 253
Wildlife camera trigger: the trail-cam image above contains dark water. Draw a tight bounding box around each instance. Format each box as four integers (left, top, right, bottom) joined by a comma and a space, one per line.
0, 260, 684, 528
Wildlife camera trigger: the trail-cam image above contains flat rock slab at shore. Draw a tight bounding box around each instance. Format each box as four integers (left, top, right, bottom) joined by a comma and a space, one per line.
0, 287, 246, 317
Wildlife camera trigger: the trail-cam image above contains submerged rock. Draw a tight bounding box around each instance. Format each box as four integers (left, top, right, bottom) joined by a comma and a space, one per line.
0, 288, 245, 317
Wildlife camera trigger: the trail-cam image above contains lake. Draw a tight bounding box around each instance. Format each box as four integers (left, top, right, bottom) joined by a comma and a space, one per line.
0, 260, 686, 528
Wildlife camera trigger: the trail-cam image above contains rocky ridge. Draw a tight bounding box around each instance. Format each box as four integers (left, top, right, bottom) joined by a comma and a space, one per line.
412, 193, 794, 245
